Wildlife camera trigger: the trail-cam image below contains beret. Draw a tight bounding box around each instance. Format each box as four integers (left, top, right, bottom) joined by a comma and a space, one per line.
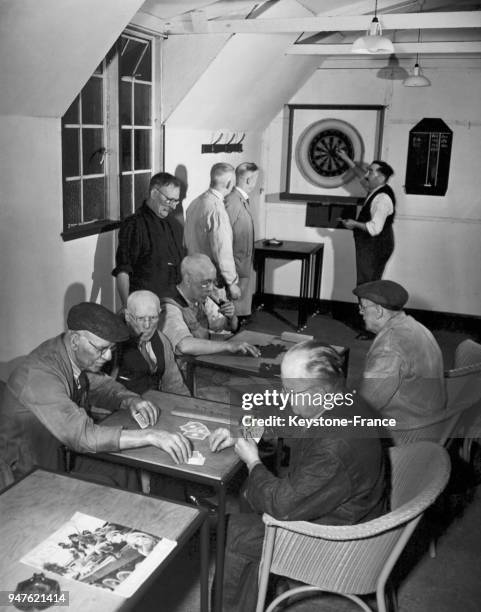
353, 280, 408, 310
67, 302, 129, 342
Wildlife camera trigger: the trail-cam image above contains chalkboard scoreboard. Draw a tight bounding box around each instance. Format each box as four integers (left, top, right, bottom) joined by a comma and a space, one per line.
405, 118, 453, 196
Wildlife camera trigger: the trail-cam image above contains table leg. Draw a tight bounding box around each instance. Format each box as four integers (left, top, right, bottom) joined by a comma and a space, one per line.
140, 470, 151, 494
213, 485, 227, 612
255, 255, 266, 309
298, 257, 310, 330
313, 250, 323, 306
200, 516, 210, 612
185, 361, 196, 396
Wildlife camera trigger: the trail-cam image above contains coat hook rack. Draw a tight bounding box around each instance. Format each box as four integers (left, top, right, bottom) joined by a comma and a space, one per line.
201, 132, 245, 154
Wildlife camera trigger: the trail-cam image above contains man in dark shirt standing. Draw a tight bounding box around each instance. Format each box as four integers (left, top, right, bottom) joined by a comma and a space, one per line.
113, 172, 185, 306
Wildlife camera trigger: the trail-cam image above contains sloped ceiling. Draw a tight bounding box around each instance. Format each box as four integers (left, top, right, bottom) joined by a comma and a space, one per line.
163, 0, 322, 130
0, 0, 145, 117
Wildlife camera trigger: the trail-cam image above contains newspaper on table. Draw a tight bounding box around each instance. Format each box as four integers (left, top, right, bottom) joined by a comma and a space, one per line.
20, 512, 176, 597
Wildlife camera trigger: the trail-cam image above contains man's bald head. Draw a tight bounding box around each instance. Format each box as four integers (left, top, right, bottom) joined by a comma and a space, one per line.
126, 290, 160, 314
281, 341, 345, 391
180, 254, 217, 303
181, 254, 216, 281
125, 290, 161, 342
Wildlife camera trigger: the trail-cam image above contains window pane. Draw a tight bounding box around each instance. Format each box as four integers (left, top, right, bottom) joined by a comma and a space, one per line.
134, 130, 151, 170
82, 77, 103, 125
62, 128, 79, 177
134, 84, 151, 126
84, 177, 107, 222
120, 80, 132, 125
121, 130, 132, 172
63, 96, 79, 125
120, 37, 151, 80
64, 181, 81, 227
135, 173, 151, 210
136, 43, 152, 81
120, 175, 133, 219
82, 129, 104, 175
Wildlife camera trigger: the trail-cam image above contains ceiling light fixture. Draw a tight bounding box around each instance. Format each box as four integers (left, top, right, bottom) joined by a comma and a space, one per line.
351, 0, 394, 54
403, 28, 431, 87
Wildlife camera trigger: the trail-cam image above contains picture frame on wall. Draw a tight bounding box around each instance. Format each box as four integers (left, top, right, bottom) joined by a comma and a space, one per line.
281, 104, 386, 203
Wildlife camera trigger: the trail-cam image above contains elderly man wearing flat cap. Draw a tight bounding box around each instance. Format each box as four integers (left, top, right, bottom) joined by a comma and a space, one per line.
0, 302, 191, 487
354, 280, 446, 426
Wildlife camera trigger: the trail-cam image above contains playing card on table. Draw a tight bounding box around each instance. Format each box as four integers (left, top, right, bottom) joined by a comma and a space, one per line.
187, 450, 206, 466
180, 421, 211, 440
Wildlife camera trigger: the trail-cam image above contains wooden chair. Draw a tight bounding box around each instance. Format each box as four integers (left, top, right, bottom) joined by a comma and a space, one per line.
255, 442, 450, 612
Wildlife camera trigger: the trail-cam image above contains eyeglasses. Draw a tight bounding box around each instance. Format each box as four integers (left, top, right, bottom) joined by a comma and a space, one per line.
83, 337, 116, 357
157, 190, 180, 207
358, 302, 376, 314
199, 279, 215, 289
130, 315, 160, 325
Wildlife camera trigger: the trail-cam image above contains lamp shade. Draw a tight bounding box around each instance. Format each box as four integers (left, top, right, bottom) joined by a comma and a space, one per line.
351, 17, 394, 54
403, 64, 431, 87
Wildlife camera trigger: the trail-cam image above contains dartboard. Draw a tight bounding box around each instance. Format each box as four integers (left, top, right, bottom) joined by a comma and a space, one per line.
295, 119, 364, 189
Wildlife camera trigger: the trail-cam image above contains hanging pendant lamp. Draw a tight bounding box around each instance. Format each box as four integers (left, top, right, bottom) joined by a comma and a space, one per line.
403, 28, 431, 87
351, 0, 394, 54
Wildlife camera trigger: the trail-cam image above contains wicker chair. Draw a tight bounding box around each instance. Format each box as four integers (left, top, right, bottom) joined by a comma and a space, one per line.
255, 442, 451, 612
447, 339, 481, 462
454, 339, 481, 370
390, 343, 481, 447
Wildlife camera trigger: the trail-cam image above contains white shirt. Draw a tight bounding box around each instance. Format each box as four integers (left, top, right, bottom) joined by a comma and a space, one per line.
235, 186, 249, 200
365, 186, 394, 237
210, 188, 224, 202
139, 339, 157, 367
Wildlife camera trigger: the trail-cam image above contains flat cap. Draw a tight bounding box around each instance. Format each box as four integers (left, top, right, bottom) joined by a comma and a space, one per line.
67, 302, 129, 342
353, 280, 408, 310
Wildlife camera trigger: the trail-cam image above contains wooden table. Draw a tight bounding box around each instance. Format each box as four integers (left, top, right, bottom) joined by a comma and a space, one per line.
254, 239, 324, 331
189, 330, 350, 392
0, 469, 208, 612
96, 391, 245, 612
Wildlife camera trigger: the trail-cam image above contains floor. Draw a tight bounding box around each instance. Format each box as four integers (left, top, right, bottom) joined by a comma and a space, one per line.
136, 307, 481, 612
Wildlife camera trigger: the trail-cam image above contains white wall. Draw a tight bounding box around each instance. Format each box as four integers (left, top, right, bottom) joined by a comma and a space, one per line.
0, 0, 144, 117
0, 0, 147, 377
163, 128, 264, 235
0, 116, 116, 378
261, 63, 481, 316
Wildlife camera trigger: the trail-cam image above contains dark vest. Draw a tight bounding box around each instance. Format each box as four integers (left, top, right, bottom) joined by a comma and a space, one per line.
355, 184, 395, 238
113, 332, 166, 395
160, 291, 210, 339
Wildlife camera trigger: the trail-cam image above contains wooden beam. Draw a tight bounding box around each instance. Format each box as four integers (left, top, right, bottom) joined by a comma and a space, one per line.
286, 41, 481, 55
163, 11, 481, 35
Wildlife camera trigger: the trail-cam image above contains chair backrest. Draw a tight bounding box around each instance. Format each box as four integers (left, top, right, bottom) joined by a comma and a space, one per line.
454, 339, 481, 370
259, 443, 450, 597
389, 442, 450, 510
391, 352, 481, 445
391, 403, 471, 446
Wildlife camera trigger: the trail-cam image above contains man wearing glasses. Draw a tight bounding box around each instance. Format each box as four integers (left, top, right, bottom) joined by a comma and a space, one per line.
161, 254, 259, 357
354, 280, 445, 427
0, 302, 191, 487
110, 290, 189, 396
112, 172, 185, 307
